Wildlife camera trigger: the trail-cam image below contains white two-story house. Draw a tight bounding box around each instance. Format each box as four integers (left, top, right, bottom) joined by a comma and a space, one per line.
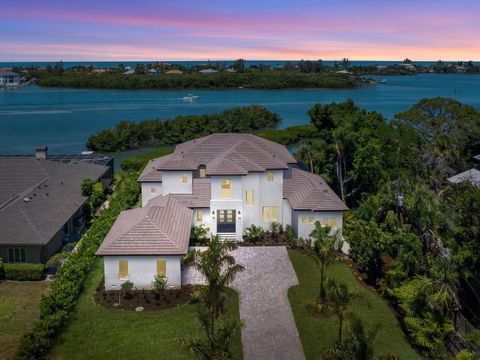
97, 133, 347, 289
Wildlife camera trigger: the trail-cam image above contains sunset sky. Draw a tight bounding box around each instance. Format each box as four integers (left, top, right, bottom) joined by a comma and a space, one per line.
2, 0, 479, 61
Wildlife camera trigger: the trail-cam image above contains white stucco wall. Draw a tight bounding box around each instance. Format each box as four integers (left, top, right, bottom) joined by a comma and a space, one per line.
258, 170, 284, 229
192, 208, 212, 231
293, 210, 344, 240
104, 255, 182, 290
210, 176, 243, 240
141, 182, 163, 207
162, 171, 193, 195
282, 199, 292, 227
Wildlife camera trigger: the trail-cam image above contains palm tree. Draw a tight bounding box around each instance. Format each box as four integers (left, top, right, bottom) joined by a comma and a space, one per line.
180, 307, 239, 360
185, 235, 245, 325
310, 222, 342, 303
327, 279, 351, 343
414, 256, 460, 319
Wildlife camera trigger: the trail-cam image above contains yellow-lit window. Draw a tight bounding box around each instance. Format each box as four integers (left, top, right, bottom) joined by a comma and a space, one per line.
301, 216, 307, 223
199, 168, 206, 177
157, 259, 167, 277
119, 260, 128, 280
262, 206, 270, 222
330, 218, 337, 228
246, 190, 254, 205
150, 187, 157, 194
308, 217, 315, 223
322, 218, 329, 227
271, 206, 278, 222
226, 210, 234, 221
221, 179, 231, 198
196, 210, 203, 221
181, 175, 188, 183
266, 172, 273, 181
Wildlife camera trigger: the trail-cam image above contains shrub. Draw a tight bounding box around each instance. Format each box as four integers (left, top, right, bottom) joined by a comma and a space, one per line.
152, 275, 168, 298
46, 252, 68, 272
0, 259, 4, 279
190, 224, 210, 245
244, 224, 265, 243
4, 263, 45, 281
80, 178, 94, 196
121, 280, 134, 299
268, 221, 282, 237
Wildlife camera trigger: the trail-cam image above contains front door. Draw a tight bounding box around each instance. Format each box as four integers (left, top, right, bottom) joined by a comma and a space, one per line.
217, 209, 236, 233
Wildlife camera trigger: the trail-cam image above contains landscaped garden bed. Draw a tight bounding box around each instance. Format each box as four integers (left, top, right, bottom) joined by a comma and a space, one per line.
93, 285, 194, 311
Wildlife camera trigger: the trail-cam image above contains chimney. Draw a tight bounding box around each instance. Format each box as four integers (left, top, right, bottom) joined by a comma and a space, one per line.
35, 146, 48, 160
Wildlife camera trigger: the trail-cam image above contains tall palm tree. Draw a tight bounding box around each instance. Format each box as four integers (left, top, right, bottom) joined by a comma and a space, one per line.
327, 279, 352, 343
185, 235, 245, 325
180, 307, 239, 360
310, 222, 342, 303
414, 256, 460, 319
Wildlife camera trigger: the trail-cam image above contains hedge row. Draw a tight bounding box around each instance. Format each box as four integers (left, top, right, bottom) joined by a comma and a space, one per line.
16, 173, 140, 360
3, 263, 45, 281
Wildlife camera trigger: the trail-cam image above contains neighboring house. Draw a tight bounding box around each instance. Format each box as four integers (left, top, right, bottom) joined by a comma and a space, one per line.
123, 69, 135, 75
165, 69, 183, 74
97, 133, 347, 289
0, 70, 20, 87
447, 168, 480, 187
148, 69, 158, 76
198, 69, 218, 74
0, 147, 113, 263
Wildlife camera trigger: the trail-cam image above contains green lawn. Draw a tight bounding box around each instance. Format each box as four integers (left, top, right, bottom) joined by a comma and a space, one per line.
288, 250, 419, 360
0, 280, 51, 360
49, 259, 243, 360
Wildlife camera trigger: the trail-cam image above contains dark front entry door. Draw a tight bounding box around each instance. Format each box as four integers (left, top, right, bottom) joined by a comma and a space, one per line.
217, 209, 236, 233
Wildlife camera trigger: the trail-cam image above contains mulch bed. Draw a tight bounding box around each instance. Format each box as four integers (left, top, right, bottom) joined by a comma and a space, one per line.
94, 285, 195, 311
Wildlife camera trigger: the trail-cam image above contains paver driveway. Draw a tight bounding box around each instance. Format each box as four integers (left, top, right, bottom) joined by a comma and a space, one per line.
183, 246, 305, 360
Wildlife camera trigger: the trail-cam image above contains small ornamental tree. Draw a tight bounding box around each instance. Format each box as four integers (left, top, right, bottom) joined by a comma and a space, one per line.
152, 275, 168, 299
121, 280, 134, 299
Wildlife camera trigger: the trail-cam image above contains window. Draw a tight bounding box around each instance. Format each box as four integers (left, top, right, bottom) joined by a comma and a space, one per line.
8, 248, 26, 263
157, 259, 167, 277
119, 260, 128, 280
262, 206, 278, 222
246, 190, 254, 205
196, 210, 203, 221
301, 217, 315, 224
322, 218, 337, 228
266, 172, 273, 181
181, 175, 188, 183
150, 187, 157, 194
221, 179, 231, 198
199, 168, 206, 178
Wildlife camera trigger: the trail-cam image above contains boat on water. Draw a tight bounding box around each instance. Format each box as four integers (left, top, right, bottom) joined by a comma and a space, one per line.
183, 94, 200, 101
379, 78, 388, 84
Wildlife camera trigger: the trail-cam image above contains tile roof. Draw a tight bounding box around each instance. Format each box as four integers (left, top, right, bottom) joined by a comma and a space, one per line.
138, 154, 172, 182
447, 168, 480, 187
144, 134, 295, 177
96, 195, 193, 255
0, 156, 109, 246
284, 168, 348, 211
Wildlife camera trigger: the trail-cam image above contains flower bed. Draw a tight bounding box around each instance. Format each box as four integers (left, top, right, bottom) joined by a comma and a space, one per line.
93, 286, 194, 311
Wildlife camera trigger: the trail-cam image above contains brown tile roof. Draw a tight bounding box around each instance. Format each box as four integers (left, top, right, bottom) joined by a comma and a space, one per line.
96, 195, 193, 255
284, 168, 348, 211
155, 133, 296, 174
148, 178, 211, 208
138, 154, 172, 182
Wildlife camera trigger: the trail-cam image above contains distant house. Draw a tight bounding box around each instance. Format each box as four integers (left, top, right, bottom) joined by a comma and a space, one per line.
336, 69, 353, 75
165, 69, 183, 74
148, 69, 158, 76
447, 168, 480, 187
91, 69, 106, 74
97, 134, 347, 289
455, 66, 468, 73
399, 63, 416, 71
376, 65, 388, 71
123, 69, 135, 75
198, 69, 218, 74
0, 70, 20, 87
0, 147, 113, 263
226, 68, 237, 73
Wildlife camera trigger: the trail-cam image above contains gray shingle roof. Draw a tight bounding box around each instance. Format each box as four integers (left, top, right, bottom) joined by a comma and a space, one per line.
0, 156, 109, 246
96, 195, 192, 255
447, 168, 480, 187
284, 168, 348, 211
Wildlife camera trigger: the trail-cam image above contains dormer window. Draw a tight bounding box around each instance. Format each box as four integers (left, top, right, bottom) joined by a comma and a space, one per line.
266, 172, 273, 181
181, 175, 188, 183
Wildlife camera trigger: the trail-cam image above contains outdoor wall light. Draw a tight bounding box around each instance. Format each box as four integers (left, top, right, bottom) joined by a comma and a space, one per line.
212, 211, 216, 219
237, 210, 242, 219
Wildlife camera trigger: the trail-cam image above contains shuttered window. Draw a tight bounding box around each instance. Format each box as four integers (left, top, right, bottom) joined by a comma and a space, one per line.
246, 190, 254, 205
196, 210, 203, 221
262, 206, 278, 222
119, 260, 128, 280
157, 259, 167, 277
